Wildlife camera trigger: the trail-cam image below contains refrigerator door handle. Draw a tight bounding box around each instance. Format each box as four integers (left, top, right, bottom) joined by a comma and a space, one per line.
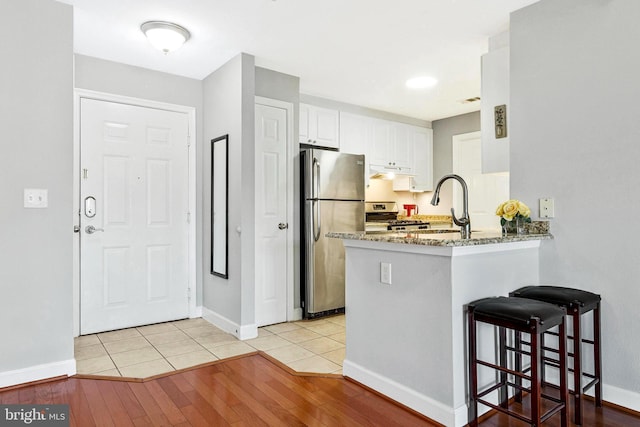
313, 200, 321, 242
312, 157, 320, 199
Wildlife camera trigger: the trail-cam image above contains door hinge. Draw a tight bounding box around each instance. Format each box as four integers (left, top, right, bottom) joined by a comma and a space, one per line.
187, 212, 191, 224
187, 287, 192, 301
187, 136, 191, 147
82, 168, 88, 180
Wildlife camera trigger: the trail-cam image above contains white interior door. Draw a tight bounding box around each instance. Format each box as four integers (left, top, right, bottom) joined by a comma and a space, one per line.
80, 98, 189, 334
453, 131, 509, 230
255, 102, 288, 327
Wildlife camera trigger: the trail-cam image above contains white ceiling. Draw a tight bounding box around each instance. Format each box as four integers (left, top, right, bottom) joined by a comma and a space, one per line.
58, 0, 539, 121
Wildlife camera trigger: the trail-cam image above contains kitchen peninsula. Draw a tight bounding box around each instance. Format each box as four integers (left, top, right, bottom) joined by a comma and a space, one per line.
327, 229, 552, 427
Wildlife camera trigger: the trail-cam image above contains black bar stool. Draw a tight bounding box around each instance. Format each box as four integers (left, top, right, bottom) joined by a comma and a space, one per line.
510, 285, 602, 425
468, 296, 569, 427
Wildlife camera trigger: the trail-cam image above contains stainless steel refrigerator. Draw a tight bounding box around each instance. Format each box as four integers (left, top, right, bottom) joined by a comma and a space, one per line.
300, 148, 365, 318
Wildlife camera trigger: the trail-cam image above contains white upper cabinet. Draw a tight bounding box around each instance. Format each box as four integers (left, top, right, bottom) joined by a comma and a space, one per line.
410, 126, 433, 191
391, 123, 413, 169
393, 126, 433, 192
369, 119, 391, 165
481, 33, 510, 173
369, 119, 412, 171
339, 112, 370, 187
299, 103, 340, 149
338, 111, 432, 190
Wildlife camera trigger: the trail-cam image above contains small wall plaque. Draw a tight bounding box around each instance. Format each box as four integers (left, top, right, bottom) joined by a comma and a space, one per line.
494, 104, 507, 138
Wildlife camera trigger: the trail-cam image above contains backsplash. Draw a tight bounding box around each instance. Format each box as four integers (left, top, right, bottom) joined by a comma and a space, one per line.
365, 179, 452, 216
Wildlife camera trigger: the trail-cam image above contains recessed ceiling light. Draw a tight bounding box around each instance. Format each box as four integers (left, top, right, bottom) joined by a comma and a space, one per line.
406, 76, 438, 89
141, 21, 191, 54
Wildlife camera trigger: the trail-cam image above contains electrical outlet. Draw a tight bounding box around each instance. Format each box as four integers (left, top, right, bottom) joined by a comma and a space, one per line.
539, 198, 554, 218
24, 189, 48, 208
380, 262, 392, 285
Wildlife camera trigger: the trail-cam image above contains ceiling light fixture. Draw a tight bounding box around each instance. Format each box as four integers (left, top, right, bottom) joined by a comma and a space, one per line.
406, 76, 438, 89
141, 21, 190, 54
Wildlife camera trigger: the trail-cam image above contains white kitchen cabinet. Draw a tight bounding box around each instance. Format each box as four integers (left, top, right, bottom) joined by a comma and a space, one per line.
299, 103, 340, 149
481, 38, 509, 173
339, 112, 370, 186
338, 112, 431, 189
369, 119, 412, 171
369, 119, 390, 165
393, 126, 433, 192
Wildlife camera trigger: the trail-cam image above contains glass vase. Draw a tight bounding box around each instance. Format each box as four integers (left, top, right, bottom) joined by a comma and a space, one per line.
502, 217, 526, 236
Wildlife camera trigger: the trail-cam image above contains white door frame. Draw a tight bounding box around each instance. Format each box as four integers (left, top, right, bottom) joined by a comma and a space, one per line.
254, 96, 296, 322
452, 131, 481, 216
73, 89, 198, 336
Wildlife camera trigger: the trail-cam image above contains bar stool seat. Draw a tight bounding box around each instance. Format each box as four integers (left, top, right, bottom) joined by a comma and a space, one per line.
468, 296, 569, 427
471, 296, 567, 330
510, 285, 602, 426
510, 286, 600, 311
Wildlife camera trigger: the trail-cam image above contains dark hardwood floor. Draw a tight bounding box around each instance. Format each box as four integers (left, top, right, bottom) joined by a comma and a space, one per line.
1, 353, 638, 426
476, 390, 640, 427
0, 353, 439, 426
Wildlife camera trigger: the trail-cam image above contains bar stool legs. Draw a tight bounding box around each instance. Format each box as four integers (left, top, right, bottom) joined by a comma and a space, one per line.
594, 302, 603, 407
571, 301, 604, 425
510, 286, 603, 425
572, 306, 583, 424
467, 297, 569, 427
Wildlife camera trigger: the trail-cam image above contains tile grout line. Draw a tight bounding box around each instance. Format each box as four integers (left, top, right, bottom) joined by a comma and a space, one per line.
96, 333, 122, 377
77, 315, 345, 377
136, 327, 177, 373
262, 321, 346, 371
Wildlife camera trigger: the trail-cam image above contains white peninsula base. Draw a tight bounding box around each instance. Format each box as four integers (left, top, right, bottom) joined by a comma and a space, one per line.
340, 238, 543, 427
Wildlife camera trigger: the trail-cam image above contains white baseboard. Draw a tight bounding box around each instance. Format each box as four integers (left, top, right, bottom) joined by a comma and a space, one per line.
603, 383, 640, 413
343, 359, 459, 427
192, 306, 203, 318
290, 307, 303, 321
201, 307, 258, 340
0, 359, 76, 389
238, 323, 258, 340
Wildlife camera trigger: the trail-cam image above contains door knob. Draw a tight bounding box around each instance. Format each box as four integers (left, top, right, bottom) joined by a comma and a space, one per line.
85, 225, 104, 234
278, 223, 288, 230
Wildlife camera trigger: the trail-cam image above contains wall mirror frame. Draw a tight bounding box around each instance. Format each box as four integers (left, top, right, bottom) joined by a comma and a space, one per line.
211, 134, 229, 278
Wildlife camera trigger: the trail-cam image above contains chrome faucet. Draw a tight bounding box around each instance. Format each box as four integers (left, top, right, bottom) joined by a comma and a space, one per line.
430, 174, 471, 239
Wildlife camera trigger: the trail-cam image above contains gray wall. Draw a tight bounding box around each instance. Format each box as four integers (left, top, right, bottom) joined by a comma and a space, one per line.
511, 0, 640, 408
428, 111, 481, 213
0, 0, 74, 372
203, 54, 256, 328
74, 55, 205, 305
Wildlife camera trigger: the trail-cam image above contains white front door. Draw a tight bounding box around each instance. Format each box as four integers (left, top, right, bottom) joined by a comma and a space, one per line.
255, 102, 288, 327
80, 98, 190, 334
453, 131, 509, 230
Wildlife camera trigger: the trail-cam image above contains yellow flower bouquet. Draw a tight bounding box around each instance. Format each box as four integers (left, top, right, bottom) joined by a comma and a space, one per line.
496, 199, 531, 233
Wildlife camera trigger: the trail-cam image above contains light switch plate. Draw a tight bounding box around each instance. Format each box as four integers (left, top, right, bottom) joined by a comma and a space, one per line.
24, 189, 48, 208
539, 198, 554, 218
380, 262, 392, 285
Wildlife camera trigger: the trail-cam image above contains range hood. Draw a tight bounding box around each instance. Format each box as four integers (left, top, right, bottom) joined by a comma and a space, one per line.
369, 164, 414, 179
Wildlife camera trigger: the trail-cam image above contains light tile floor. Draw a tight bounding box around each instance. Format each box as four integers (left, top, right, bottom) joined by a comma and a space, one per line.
75, 315, 346, 378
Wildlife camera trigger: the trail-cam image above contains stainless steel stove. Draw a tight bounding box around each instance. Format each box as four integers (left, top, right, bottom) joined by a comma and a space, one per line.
365, 202, 430, 231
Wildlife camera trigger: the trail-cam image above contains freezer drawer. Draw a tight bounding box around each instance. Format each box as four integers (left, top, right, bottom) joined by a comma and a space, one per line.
304, 200, 364, 316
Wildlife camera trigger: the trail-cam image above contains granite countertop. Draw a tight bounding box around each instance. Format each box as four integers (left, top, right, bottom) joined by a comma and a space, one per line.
327, 228, 553, 247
